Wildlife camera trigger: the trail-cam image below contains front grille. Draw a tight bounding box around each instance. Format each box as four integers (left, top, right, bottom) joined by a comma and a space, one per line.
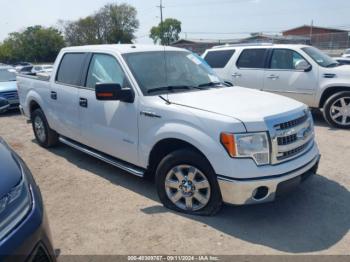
277, 113, 308, 130
277, 140, 312, 160
277, 134, 297, 145
268, 110, 314, 164
0, 90, 18, 101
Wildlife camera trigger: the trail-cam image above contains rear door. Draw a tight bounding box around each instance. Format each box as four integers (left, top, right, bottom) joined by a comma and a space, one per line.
78, 52, 139, 165
263, 48, 318, 105
233, 48, 268, 90
51, 52, 87, 142
202, 49, 236, 82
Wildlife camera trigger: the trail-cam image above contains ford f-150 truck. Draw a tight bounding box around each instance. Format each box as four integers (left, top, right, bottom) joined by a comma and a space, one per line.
17, 45, 320, 215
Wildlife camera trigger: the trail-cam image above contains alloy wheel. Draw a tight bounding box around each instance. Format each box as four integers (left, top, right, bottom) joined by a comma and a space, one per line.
330, 97, 350, 126
165, 165, 211, 211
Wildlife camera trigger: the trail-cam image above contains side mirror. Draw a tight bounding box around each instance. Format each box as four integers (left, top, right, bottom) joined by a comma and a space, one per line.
95, 83, 134, 103
295, 60, 312, 72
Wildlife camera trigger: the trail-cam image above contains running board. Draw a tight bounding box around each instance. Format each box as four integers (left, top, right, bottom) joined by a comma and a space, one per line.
58, 136, 145, 178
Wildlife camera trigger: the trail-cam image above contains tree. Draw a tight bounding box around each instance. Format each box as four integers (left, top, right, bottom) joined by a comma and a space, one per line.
62, 3, 139, 46
0, 26, 65, 63
150, 18, 182, 45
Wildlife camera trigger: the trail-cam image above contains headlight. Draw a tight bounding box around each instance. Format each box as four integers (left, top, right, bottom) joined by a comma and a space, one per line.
0, 163, 31, 240
220, 132, 270, 165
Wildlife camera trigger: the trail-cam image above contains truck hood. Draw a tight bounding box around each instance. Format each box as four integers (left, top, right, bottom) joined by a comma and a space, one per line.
0, 138, 22, 199
166, 86, 306, 131
0, 81, 17, 92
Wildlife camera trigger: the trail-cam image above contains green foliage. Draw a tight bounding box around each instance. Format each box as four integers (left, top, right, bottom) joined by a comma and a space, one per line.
0, 25, 65, 63
150, 18, 182, 45
63, 3, 139, 46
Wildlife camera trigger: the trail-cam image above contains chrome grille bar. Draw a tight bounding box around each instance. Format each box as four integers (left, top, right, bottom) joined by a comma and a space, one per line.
266, 109, 315, 165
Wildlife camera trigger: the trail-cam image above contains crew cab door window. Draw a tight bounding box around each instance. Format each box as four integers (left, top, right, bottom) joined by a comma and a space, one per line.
236, 49, 267, 69
203, 49, 235, 68
86, 54, 128, 89
56, 53, 86, 86
270, 49, 308, 70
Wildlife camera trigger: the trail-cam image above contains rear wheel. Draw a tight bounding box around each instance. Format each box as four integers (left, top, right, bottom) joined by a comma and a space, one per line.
156, 149, 222, 216
323, 91, 350, 129
31, 108, 58, 147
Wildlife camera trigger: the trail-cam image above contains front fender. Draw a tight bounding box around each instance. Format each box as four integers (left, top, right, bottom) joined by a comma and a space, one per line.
317, 83, 350, 107
138, 120, 226, 173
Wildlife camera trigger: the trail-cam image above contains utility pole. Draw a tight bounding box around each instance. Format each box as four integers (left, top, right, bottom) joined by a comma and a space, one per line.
157, 0, 165, 45
310, 19, 313, 45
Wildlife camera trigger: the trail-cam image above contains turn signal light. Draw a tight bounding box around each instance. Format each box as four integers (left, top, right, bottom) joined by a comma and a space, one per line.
220, 133, 236, 157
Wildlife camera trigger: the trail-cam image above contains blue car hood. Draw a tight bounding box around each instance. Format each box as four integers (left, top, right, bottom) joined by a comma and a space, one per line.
0, 81, 17, 92
0, 139, 22, 199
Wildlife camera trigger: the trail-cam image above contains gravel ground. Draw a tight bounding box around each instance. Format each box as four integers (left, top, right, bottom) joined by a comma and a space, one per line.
0, 110, 349, 255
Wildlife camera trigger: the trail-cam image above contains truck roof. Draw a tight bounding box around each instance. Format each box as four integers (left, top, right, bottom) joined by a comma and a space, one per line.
209, 43, 310, 51
61, 44, 185, 54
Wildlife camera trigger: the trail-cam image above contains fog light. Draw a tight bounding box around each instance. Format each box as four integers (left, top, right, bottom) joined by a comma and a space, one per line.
252, 186, 269, 200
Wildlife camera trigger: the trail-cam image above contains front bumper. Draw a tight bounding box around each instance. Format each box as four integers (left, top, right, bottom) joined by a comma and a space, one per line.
217, 154, 320, 205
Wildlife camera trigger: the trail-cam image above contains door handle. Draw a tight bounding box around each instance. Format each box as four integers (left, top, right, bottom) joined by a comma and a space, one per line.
232, 72, 242, 78
50, 91, 57, 100
79, 98, 88, 108
267, 74, 279, 80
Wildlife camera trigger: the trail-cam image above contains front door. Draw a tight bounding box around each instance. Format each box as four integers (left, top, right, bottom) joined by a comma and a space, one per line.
263, 48, 318, 105
78, 53, 139, 165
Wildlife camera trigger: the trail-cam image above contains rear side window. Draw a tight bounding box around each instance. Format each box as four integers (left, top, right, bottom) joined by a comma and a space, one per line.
56, 53, 86, 86
236, 49, 267, 69
203, 49, 235, 68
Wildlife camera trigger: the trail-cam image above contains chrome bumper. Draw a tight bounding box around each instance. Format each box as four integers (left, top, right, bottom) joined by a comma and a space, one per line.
217, 154, 320, 205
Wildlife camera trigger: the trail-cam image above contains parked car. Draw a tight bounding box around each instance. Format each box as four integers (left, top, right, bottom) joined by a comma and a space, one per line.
32, 65, 53, 74
17, 45, 320, 215
202, 44, 350, 128
0, 137, 56, 261
341, 48, 350, 58
0, 66, 19, 113
18, 65, 34, 75
14, 62, 32, 72
335, 57, 350, 65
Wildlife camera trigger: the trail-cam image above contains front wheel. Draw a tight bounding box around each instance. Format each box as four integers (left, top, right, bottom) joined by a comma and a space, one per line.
323, 91, 350, 129
156, 149, 222, 216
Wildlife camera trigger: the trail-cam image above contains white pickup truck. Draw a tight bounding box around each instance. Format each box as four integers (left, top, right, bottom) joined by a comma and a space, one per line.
17, 44, 320, 215
202, 44, 350, 129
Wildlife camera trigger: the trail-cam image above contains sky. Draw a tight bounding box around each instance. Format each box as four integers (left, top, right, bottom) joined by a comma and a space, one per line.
0, 0, 350, 44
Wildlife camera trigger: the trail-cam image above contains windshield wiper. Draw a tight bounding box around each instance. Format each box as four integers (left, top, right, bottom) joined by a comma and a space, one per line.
326, 62, 339, 68
198, 82, 223, 88
147, 85, 201, 94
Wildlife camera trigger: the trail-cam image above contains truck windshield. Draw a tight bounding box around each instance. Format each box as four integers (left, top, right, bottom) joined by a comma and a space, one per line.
123, 51, 224, 95
0, 68, 16, 82
301, 46, 338, 67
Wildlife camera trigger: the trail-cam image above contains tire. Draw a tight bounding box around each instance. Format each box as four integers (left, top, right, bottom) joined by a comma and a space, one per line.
155, 149, 222, 216
31, 108, 58, 147
323, 91, 350, 129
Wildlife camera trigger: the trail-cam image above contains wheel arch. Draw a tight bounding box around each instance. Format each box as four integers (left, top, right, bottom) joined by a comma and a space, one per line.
319, 86, 350, 108
29, 99, 42, 118
146, 138, 214, 180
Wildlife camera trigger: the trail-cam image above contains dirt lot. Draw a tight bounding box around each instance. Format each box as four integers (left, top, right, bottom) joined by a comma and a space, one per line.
0, 110, 349, 255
